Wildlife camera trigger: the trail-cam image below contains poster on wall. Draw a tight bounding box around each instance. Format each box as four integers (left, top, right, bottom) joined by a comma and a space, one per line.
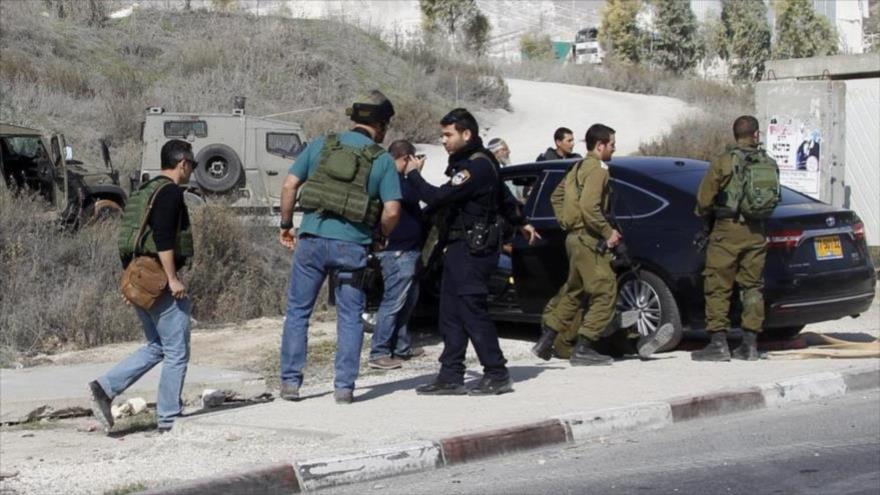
766, 117, 821, 198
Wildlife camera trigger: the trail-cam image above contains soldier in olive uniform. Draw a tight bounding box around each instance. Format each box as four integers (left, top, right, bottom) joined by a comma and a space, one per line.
692, 115, 777, 362
531, 124, 621, 365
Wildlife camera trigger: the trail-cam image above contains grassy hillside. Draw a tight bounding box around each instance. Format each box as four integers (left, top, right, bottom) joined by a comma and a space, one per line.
0, 3, 509, 174
0, 4, 509, 363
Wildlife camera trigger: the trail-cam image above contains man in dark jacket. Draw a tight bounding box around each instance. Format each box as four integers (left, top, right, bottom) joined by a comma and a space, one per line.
404, 108, 540, 396
536, 127, 582, 162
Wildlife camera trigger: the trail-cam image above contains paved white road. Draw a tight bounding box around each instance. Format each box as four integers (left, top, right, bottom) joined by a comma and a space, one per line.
416, 79, 699, 186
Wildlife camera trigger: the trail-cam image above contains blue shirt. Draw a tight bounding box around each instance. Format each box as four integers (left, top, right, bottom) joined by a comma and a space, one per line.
385, 175, 425, 252
289, 130, 401, 245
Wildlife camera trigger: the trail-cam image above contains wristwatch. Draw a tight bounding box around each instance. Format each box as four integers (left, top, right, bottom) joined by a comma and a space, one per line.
280, 219, 294, 230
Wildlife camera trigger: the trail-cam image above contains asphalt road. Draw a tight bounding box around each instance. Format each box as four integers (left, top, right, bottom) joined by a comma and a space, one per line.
323, 390, 880, 495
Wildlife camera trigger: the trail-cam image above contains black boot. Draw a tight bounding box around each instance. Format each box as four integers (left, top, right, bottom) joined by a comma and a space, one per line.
732, 330, 759, 361
531, 325, 558, 361
570, 336, 614, 366
691, 331, 731, 362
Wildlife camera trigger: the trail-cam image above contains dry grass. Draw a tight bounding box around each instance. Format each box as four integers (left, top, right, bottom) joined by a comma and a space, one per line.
0, 186, 315, 365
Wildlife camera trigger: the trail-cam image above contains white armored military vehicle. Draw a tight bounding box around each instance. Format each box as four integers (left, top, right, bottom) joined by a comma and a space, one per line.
137, 97, 306, 214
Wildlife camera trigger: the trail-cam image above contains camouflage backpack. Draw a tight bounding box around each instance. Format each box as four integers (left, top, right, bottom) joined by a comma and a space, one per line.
551, 160, 585, 231
718, 146, 781, 220
298, 134, 385, 225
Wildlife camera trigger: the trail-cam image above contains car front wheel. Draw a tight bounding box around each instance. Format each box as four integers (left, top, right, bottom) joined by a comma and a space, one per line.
616, 270, 683, 352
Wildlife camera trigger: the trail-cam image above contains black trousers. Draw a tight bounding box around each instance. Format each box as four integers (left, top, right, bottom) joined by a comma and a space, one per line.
436, 241, 509, 384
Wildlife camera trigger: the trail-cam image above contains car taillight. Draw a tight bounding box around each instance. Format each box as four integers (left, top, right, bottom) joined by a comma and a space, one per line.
852, 221, 865, 241
767, 229, 803, 250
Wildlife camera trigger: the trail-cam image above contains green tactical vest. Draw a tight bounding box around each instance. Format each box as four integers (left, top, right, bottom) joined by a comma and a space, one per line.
118, 176, 194, 263
298, 134, 384, 226
716, 145, 781, 220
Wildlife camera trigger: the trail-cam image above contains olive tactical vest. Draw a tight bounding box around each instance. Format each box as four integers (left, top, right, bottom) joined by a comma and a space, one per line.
118, 176, 194, 262
298, 134, 384, 226
715, 146, 781, 220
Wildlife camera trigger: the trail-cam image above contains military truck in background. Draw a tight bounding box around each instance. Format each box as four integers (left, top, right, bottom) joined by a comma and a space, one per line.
0, 123, 127, 227
571, 27, 604, 65
135, 97, 307, 215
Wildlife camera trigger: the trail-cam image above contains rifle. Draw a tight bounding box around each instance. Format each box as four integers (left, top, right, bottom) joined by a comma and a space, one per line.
693, 214, 715, 253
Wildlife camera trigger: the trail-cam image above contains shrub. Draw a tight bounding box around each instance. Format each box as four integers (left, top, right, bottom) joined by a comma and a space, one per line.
0, 187, 315, 363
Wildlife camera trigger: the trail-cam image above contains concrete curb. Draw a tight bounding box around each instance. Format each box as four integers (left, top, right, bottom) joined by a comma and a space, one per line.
139, 364, 880, 494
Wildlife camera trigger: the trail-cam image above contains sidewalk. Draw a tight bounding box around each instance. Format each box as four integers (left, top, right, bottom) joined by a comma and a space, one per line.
0, 363, 265, 423
1, 303, 877, 494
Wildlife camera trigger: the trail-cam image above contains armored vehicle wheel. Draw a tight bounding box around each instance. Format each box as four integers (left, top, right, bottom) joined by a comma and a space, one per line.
194, 144, 243, 193
84, 198, 123, 224
616, 270, 683, 352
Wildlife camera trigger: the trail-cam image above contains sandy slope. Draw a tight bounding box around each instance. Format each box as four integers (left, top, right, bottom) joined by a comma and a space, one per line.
416, 78, 699, 185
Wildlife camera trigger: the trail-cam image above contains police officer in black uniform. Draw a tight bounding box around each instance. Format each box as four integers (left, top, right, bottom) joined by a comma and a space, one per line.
404, 108, 540, 396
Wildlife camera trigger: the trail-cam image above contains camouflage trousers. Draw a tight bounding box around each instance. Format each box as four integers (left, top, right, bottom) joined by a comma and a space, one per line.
703, 218, 767, 333
542, 232, 617, 342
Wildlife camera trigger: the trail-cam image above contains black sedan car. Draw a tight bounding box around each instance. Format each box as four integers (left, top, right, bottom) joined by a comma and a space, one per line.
398, 156, 876, 350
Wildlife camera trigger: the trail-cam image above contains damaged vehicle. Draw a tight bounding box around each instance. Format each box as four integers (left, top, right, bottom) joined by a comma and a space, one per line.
0, 123, 127, 227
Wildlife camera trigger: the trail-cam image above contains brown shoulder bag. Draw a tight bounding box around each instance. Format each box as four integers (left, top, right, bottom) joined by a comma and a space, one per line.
119, 183, 173, 310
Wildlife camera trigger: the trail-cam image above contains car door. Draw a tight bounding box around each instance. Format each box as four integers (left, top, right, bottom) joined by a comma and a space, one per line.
510, 170, 569, 315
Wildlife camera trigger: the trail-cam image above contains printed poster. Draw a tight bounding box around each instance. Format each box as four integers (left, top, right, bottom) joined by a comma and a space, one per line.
766, 118, 821, 198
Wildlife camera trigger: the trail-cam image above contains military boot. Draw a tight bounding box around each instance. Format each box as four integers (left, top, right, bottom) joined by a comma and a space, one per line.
731, 330, 759, 361
569, 336, 614, 366
691, 331, 731, 362
531, 325, 558, 361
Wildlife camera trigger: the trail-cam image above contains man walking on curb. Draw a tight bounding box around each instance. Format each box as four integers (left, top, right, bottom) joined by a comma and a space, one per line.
692, 115, 780, 362
278, 90, 401, 404
88, 139, 196, 434
404, 108, 539, 396
368, 139, 427, 370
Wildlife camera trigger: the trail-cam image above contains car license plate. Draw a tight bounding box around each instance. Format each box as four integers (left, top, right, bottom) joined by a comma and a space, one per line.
815, 235, 843, 260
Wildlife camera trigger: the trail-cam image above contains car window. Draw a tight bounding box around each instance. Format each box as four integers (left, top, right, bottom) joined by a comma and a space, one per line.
266, 132, 303, 158
164, 120, 207, 139
611, 180, 667, 218
2, 136, 45, 159
532, 171, 564, 219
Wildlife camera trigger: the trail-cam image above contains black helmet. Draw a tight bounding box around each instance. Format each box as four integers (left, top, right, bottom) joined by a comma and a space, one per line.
346, 90, 395, 125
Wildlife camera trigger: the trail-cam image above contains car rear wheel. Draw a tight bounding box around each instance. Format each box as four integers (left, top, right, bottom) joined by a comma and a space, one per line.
616, 270, 683, 352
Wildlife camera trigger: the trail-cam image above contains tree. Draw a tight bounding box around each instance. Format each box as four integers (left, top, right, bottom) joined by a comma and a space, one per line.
600, 0, 643, 64
772, 0, 838, 59
463, 12, 491, 57
419, 0, 491, 56
718, 0, 772, 83
519, 32, 554, 61
651, 0, 701, 72
865, 1, 880, 53
43, 0, 106, 26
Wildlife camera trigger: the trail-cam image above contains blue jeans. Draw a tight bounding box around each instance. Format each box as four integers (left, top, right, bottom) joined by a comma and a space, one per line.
370, 250, 420, 360
97, 292, 191, 428
281, 236, 368, 391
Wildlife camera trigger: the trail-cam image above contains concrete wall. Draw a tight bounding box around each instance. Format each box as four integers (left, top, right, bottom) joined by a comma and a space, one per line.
757, 77, 880, 246
844, 78, 880, 246
755, 80, 847, 206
